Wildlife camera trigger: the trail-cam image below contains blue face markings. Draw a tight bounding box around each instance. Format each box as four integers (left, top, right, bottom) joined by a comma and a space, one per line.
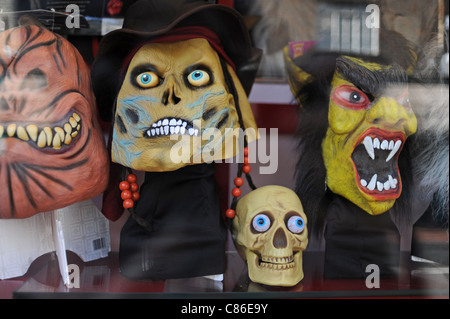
112, 129, 143, 167
117, 96, 157, 136
186, 90, 226, 112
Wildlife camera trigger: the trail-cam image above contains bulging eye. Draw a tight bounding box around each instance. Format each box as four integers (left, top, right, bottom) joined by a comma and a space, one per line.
333, 85, 370, 109
287, 216, 305, 234
187, 70, 211, 87
252, 214, 271, 233
136, 72, 159, 89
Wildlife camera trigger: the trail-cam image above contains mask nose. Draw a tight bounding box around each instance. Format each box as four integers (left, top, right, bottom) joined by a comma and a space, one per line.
161, 78, 181, 106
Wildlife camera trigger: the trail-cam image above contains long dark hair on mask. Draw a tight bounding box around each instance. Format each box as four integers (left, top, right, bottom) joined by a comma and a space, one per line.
293, 30, 416, 239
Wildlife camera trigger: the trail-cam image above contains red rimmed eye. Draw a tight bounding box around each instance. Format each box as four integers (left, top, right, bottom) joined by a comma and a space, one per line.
332, 85, 370, 110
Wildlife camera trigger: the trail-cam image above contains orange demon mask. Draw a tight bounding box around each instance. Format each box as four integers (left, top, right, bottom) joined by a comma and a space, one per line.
0, 26, 109, 219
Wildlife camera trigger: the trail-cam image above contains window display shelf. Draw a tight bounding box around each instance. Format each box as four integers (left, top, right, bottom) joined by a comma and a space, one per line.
7, 250, 449, 299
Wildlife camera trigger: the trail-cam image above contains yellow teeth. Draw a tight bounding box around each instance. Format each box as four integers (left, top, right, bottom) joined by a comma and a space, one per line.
0, 112, 82, 151
26, 125, 38, 142
259, 256, 296, 270
7, 124, 17, 137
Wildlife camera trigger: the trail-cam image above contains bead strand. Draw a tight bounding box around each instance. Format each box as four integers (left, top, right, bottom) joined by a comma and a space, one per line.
119, 174, 140, 209
226, 147, 251, 219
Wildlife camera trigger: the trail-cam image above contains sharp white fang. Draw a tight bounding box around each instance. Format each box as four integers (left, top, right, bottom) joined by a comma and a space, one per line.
170, 127, 175, 134
151, 129, 156, 136
163, 119, 169, 126
182, 122, 187, 128
175, 126, 180, 134
384, 181, 391, 191
164, 126, 169, 135
156, 128, 160, 135
361, 179, 368, 187
373, 138, 380, 149
188, 128, 195, 136
363, 136, 375, 160
169, 119, 177, 126
157, 120, 162, 126
177, 120, 183, 126
386, 140, 402, 162
368, 174, 377, 191
381, 140, 389, 150
180, 127, 186, 135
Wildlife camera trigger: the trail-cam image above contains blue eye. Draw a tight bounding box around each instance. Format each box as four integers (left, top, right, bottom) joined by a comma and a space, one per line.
252, 214, 271, 233
287, 216, 305, 234
136, 71, 159, 88
187, 70, 210, 87
192, 71, 203, 80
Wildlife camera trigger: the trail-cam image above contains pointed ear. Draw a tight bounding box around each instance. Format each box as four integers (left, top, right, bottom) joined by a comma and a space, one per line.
283, 46, 314, 108
226, 64, 259, 144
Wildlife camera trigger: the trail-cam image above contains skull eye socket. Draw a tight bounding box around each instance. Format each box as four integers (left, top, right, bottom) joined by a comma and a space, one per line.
252, 214, 271, 233
287, 216, 305, 234
136, 72, 160, 89
187, 70, 211, 87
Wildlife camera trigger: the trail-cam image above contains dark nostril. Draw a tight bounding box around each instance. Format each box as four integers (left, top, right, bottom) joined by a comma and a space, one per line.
172, 94, 181, 105
273, 228, 288, 249
162, 89, 181, 105
162, 91, 170, 106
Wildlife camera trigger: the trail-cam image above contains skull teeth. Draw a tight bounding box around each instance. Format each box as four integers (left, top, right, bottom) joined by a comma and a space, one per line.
0, 113, 82, 150
146, 118, 198, 138
261, 256, 294, 264
259, 256, 295, 269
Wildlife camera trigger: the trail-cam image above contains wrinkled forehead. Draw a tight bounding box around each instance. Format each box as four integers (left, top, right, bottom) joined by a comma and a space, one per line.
237, 186, 305, 218
128, 38, 221, 72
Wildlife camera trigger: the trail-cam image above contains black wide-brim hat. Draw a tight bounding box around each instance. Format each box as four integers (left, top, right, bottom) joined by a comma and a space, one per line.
92, 0, 262, 122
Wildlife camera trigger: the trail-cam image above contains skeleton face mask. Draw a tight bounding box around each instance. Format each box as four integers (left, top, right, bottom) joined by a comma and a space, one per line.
322, 56, 417, 215
0, 26, 109, 219
113, 38, 257, 172
232, 186, 308, 287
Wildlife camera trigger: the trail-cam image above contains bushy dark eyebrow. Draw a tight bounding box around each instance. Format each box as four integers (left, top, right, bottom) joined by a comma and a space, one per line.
129, 63, 163, 89
335, 57, 408, 97
130, 63, 161, 78
183, 63, 214, 89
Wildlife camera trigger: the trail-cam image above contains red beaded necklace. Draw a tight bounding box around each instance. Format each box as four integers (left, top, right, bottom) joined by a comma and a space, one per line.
118, 145, 253, 223
225, 146, 252, 219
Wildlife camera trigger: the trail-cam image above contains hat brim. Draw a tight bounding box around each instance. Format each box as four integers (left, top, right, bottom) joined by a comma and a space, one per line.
92, 3, 261, 121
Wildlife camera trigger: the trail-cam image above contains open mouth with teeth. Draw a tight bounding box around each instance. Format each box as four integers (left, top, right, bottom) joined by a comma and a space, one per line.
144, 117, 200, 139
351, 128, 404, 200
0, 112, 82, 152
257, 255, 296, 270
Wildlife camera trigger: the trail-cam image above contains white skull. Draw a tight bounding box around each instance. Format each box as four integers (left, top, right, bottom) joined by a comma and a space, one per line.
232, 185, 308, 287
